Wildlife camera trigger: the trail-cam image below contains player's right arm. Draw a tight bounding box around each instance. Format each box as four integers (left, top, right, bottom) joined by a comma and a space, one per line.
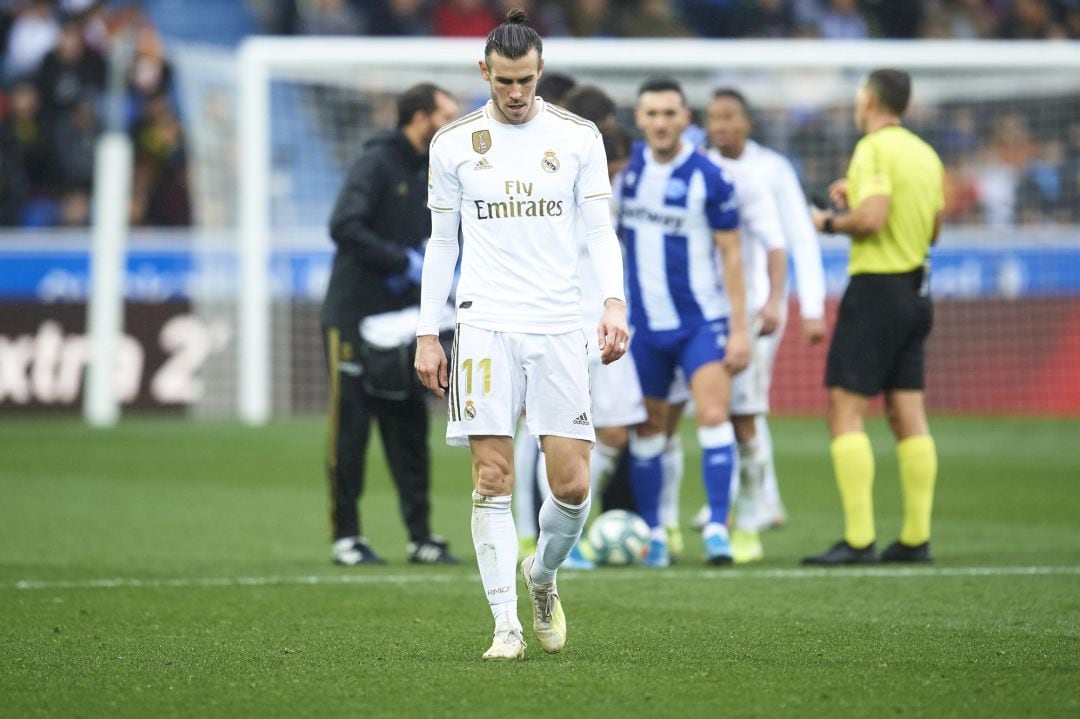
415, 140, 462, 399
715, 228, 750, 373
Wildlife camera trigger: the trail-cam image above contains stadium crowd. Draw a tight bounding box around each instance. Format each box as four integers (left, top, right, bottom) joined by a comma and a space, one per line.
1, 0, 1078, 229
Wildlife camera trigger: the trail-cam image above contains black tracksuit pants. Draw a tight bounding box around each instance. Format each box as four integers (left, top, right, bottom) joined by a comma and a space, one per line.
324, 324, 431, 545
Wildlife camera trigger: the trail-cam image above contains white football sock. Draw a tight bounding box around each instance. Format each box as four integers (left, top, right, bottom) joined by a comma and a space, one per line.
757, 415, 783, 513
659, 434, 684, 528
589, 441, 621, 496
471, 492, 521, 630
532, 492, 591, 585
735, 435, 766, 532
512, 430, 540, 540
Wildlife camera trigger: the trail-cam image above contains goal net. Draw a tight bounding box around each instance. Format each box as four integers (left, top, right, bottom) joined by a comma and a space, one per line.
170, 38, 1080, 422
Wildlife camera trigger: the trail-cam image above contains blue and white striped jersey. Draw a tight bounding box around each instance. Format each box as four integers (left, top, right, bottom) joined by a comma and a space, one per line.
618, 141, 739, 332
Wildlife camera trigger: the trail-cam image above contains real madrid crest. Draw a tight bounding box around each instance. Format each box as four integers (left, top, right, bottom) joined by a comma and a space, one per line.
472, 130, 492, 154
464, 400, 477, 420
541, 150, 560, 173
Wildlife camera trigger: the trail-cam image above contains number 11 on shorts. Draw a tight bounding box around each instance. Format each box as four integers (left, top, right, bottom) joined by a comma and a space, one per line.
461, 358, 492, 395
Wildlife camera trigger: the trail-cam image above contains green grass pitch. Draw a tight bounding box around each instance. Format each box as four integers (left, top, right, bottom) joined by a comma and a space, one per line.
2, 415, 1078, 718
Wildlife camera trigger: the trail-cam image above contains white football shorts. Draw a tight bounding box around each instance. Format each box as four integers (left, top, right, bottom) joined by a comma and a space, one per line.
588, 344, 647, 429
446, 325, 595, 447
730, 312, 786, 416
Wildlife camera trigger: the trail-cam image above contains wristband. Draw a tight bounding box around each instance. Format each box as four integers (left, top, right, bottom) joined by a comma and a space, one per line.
823, 216, 835, 234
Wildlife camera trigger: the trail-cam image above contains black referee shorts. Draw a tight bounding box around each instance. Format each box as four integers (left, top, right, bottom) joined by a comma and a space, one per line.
825, 268, 933, 396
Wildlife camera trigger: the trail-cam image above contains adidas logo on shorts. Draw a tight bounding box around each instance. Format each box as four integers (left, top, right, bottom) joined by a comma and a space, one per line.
572, 412, 590, 426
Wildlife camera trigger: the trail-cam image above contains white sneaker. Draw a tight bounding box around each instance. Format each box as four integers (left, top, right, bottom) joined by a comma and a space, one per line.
481, 627, 526, 661
521, 555, 566, 654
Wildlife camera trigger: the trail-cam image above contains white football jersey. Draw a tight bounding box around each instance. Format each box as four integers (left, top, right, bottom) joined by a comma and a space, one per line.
735, 139, 826, 320
707, 148, 785, 315
427, 99, 612, 334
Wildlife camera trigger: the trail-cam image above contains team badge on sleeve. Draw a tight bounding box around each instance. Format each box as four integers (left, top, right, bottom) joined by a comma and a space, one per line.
542, 150, 560, 173
472, 130, 492, 154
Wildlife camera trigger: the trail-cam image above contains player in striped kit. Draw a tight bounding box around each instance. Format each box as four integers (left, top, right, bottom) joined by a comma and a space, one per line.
618, 77, 750, 567
655, 129, 790, 564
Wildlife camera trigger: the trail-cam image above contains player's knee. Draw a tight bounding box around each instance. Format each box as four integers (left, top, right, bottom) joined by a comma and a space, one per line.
552, 476, 589, 506
474, 458, 513, 496
696, 404, 730, 428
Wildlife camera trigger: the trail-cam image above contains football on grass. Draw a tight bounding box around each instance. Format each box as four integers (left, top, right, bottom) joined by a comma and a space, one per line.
587, 509, 650, 566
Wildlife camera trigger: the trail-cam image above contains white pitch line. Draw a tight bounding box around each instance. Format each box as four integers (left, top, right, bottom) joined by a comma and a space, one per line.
9, 565, 1080, 591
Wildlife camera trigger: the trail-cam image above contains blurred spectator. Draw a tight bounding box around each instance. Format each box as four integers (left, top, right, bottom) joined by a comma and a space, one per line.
975, 114, 1033, 227
297, 0, 367, 35
679, 0, 740, 38
862, 0, 924, 37
998, 0, 1062, 38
127, 18, 173, 111
817, 0, 869, 38
130, 92, 190, 226
431, 0, 500, 37
740, 0, 799, 38
0, 81, 56, 215
921, 0, 1000, 38
564, 0, 617, 37
35, 16, 105, 123
616, 0, 690, 37
368, 0, 431, 35
51, 93, 97, 224
1062, 121, 1080, 221
3, 0, 59, 82
1016, 140, 1062, 224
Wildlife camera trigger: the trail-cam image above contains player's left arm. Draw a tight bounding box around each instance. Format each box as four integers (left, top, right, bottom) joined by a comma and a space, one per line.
578, 129, 629, 365
580, 198, 629, 365
759, 247, 788, 336
739, 169, 787, 336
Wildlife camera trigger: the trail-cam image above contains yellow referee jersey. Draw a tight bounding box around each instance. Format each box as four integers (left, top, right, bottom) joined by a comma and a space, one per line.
845, 125, 944, 275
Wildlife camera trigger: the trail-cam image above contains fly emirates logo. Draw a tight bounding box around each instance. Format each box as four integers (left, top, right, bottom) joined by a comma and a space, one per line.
474, 180, 564, 220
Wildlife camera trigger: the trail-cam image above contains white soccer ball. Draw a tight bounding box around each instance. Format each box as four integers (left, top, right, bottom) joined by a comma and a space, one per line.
587, 509, 650, 566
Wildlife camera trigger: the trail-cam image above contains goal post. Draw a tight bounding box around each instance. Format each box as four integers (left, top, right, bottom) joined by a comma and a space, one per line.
170, 37, 1080, 423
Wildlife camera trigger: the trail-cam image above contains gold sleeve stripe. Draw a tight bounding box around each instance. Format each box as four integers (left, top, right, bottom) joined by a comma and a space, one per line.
431, 108, 485, 147
546, 105, 601, 136
429, 204, 456, 212
582, 192, 612, 200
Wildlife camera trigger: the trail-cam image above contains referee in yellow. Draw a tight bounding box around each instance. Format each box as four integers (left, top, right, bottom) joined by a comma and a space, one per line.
805, 68, 943, 565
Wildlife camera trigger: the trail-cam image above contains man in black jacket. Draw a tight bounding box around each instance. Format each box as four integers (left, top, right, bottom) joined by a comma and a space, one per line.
323, 83, 460, 565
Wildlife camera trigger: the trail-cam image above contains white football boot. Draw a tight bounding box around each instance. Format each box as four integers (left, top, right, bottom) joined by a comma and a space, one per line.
481, 627, 526, 661
521, 555, 566, 653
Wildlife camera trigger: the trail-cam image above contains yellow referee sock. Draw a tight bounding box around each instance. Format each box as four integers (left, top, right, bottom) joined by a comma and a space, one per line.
831, 432, 875, 549
898, 435, 937, 546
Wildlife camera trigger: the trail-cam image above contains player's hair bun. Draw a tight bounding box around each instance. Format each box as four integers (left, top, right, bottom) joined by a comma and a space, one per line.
506, 7, 528, 25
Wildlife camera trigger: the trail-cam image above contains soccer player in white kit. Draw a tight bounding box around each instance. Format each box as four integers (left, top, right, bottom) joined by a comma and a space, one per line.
414, 10, 629, 661
701, 88, 828, 531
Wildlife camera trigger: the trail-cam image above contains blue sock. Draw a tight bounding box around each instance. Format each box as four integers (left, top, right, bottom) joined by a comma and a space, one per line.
699, 423, 736, 526
628, 432, 666, 529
